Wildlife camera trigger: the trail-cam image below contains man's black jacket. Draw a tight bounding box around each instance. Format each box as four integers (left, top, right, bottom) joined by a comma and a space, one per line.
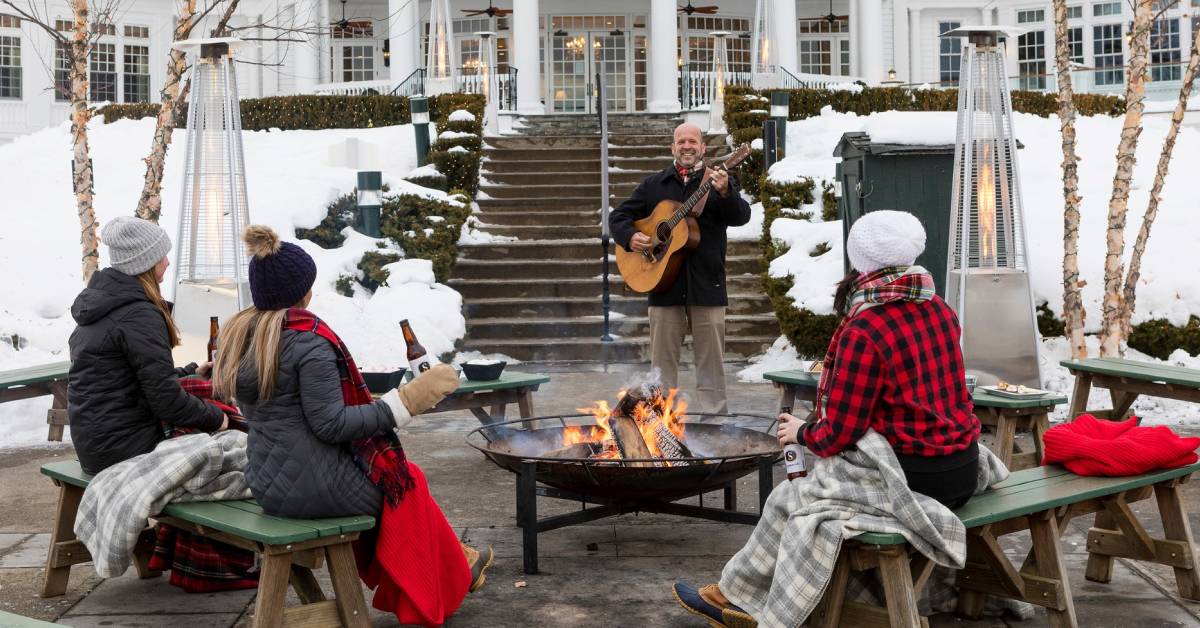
609, 164, 752, 307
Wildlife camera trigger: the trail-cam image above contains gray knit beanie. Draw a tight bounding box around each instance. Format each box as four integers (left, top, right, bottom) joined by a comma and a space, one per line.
101, 216, 172, 276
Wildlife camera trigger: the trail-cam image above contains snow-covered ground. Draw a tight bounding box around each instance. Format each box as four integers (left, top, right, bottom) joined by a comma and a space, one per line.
740, 106, 1200, 426
0, 117, 470, 447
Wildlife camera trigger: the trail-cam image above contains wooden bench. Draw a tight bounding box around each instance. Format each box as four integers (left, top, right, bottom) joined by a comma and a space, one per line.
762, 369, 1065, 471
40, 460, 375, 628
808, 462, 1200, 628
1062, 357, 1200, 421
0, 610, 65, 626
0, 361, 71, 441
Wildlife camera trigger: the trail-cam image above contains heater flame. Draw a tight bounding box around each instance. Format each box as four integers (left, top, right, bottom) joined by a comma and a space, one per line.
977, 143, 997, 266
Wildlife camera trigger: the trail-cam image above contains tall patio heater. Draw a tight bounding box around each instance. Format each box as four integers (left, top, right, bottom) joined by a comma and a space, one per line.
749, 0, 774, 88
942, 26, 1041, 387
708, 31, 730, 133
171, 37, 252, 365
425, 0, 459, 95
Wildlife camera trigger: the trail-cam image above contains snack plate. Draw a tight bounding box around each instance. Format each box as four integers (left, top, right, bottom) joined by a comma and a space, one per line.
981, 385, 1049, 399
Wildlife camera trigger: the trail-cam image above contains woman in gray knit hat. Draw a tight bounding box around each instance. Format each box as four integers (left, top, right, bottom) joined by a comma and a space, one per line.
68, 216, 230, 474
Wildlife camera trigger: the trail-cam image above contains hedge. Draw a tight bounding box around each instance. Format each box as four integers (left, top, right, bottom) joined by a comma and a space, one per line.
295, 194, 358, 249
380, 193, 472, 282
1034, 308, 1200, 361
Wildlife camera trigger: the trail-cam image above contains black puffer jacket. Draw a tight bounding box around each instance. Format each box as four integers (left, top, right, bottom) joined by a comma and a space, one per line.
68, 268, 225, 475
609, 165, 752, 307
238, 329, 396, 519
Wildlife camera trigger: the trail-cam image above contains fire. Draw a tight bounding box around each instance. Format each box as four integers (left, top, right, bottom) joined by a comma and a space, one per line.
563, 387, 693, 465
977, 143, 997, 266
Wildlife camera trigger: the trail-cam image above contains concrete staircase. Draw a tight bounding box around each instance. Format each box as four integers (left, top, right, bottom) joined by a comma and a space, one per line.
449, 113, 777, 363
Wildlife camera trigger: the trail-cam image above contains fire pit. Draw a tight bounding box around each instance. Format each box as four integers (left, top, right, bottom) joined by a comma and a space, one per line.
467, 409, 781, 574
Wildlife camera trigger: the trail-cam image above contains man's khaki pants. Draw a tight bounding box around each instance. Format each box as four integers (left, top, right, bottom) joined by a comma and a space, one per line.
648, 305, 727, 413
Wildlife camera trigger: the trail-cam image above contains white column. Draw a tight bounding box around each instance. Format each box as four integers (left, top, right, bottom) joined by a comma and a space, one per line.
317, 0, 329, 84
648, 0, 681, 113
980, 7, 994, 25
858, 0, 884, 83
849, 0, 861, 77
513, 0, 544, 114
772, 0, 798, 75
908, 8, 922, 84
389, 0, 419, 87
293, 0, 320, 92
893, 0, 909, 82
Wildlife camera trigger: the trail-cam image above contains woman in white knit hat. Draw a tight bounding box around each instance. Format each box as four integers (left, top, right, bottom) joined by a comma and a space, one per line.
673, 210, 981, 628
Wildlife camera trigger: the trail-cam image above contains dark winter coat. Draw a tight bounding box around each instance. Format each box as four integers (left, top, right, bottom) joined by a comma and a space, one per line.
609, 164, 752, 307
238, 329, 397, 519
68, 268, 225, 475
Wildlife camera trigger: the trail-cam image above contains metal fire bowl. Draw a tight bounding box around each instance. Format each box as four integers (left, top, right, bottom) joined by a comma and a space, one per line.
466, 413, 781, 501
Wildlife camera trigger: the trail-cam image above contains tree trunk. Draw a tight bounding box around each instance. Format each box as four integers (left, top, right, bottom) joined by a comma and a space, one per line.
70, 0, 97, 282
1053, 0, 1087, 359
135, 0, 196, 223
1098, 0, 1152, 357
1118, 34, 1200, 340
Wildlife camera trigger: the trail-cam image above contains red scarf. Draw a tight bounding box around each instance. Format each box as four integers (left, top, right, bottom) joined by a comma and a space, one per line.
283, 308, 414, 505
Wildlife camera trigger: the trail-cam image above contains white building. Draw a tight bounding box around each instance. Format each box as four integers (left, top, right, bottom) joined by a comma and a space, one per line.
1, 0, 1197, 141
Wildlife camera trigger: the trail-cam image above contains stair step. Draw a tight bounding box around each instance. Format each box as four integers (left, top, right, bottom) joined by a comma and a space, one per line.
448, 273, 764, 297
475, 195, 605, 209
482, 171, 654, 186
479, 224, 602, 239
458, 335, 778, 362
480, 182, 637, 199
458, 239, 760, 261
462, 294, 771, 319
473, 209, 601, 227
463, 314, 779, 340
483, 159, 601, 173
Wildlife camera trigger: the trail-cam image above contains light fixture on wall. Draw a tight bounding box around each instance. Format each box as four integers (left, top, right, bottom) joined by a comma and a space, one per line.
553, 28, 568, 37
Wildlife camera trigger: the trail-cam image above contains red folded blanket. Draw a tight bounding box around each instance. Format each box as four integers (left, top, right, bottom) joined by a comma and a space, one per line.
1043, 414, 1200, 476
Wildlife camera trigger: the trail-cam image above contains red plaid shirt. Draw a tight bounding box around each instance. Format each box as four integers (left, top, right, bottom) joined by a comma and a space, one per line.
801, 295, 980, 458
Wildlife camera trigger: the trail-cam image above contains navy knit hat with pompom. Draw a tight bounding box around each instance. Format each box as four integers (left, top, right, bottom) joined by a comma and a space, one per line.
243, 225, 317, 310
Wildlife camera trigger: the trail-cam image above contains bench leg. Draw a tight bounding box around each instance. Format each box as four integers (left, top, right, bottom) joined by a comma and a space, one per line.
1032, 412, 1050, 467
1085, 509, 1118, 584
1155, 481, 1200, 600
46, 381, 68, 442
41, 482, 82, 597
252, 552, 292, 628
1030, 512, 1078, 628
994, 412, 1017, 470
325, 542, 371, 628
810, 551, 850, 628
131, 537, 162, 580
290, 565, 327, 604
1067, 373, 1092, 421
877, 546, 922, 628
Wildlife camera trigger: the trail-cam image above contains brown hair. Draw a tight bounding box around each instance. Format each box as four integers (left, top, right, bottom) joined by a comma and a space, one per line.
135, 269, 181, 347
832, 271, 861, 319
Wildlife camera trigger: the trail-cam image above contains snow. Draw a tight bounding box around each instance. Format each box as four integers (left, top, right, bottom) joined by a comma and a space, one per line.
768, 218, 845, 313
736, 336, 811, 382
438, 130, 477, 140
0, 118, 468, 448
727, 198, 764, 241
448, 109, 477, 122
448, 145, 470, 153
406, 163, 442, 178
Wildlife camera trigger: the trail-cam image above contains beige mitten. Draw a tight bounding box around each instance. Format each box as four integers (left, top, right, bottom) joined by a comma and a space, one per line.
397, 364, 460, 415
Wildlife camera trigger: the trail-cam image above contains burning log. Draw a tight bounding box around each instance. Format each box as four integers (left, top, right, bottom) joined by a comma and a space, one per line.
563, 374, 699, 466
543, 442, 604, 460
607, 413, 657, 467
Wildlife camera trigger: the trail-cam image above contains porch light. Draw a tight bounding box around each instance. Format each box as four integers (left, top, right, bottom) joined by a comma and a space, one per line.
356, 171, 383, 238
411, 96, 431, 166
888, 68, 897, 81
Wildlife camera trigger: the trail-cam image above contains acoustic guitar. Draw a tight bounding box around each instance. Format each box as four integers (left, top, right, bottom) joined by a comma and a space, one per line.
615, 143, 753, 294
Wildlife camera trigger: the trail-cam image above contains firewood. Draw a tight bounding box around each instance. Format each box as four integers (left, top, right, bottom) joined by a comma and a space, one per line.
607, 414, 656, 467
651, 421, 694, 465
543, 442, 602, 460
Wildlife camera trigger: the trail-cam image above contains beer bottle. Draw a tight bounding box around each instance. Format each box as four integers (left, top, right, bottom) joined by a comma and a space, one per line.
207, 316, 220, 364
780, 405, 808, 480
400, 319, 431, 374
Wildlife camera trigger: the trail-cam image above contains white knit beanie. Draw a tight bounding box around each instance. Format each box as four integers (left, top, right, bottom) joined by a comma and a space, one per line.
101, 216, 172, 276
846, 210, 926, 274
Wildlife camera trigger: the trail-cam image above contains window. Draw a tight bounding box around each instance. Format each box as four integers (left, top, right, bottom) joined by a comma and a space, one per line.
939, 21, 962, 85
332, 20, 373, 39
798, 18, 849, 34
89, 42, 116, 102
54, 19, 72, 33
840, 40, 850, 76
1066, 5, 1083, 19
92, 22, 115, 36
1067, 26, 1084, 64
341, 44, 374, 82
1093, 23, 1123, 86
1018, 30, 1046, 89
1093, 2, 1121, 16
799, 40, 831, 75
1151, 0, 1176, 10
0, 35, 20, 99
1017, 9, 1045, 23
0, 15, 20, 27
124, 24, 149, 38
123, 44, 149, 103
634, 34, 647, 111
53, 42, 69, 101
684, 17, 752, 73
1150, 18, 1181, 81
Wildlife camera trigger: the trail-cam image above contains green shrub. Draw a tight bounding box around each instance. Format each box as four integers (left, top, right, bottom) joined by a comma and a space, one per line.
356, 251, 403, 292
1036, 303, 1066, 338
295, 193, 358, 249
405, 173, 450, 192
430, 150, 481, 198
821, 182, 839, 222
379, 194, 471, 282
1128, 316, 1200, 360
335, 275, 356, 297
432, 133, 482, 153
439, 117, 483, 136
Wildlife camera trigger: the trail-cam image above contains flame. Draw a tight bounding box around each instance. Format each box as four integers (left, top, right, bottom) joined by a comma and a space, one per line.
563, 388, 690, 464
977, 143, 997, 266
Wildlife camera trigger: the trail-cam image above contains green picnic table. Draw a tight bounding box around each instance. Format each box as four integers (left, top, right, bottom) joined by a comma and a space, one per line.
417, 370, 550, 425
1062, 357, 1200, 421
0, 361, 71, 441
762, 369, 1068, 470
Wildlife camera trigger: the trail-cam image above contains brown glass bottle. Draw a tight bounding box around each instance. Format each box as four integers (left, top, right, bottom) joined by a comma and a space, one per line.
400, 319, 431, 374
207, 316, 220, 363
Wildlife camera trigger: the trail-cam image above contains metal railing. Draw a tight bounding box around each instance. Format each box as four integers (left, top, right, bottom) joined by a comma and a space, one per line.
457, 66, 518, 111
1006, 60, 1199, 101
680, 63, 863, 109
390, 68, 426, 97
314, 78, 393, 96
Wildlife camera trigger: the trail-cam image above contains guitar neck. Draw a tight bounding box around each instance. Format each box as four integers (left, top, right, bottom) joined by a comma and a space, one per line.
667, 179, 714, 228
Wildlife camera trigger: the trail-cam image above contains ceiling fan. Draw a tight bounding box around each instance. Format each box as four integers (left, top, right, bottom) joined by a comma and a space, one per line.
462, 1, 512, 18
334, 0, 350, 29
800, 0, 848, 25
679, 1, 718, 16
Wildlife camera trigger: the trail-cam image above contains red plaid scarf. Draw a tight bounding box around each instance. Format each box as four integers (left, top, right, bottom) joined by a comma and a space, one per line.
675, 160, 702, 184
283, 308, 414, 505
168, 376, 246, 436
815, 266, 935, 418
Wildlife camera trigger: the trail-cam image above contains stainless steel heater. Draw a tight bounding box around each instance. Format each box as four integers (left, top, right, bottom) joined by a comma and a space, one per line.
942, 26, 1042, 387
171, 37, 252, 365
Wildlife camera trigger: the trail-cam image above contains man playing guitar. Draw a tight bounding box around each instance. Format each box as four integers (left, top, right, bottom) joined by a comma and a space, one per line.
609, 122, 752, 413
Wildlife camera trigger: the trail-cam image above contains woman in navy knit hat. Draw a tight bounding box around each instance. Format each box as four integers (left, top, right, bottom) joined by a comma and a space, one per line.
212, 225, 491, 626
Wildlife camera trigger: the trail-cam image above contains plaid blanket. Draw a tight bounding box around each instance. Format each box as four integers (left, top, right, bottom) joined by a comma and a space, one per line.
719, 430, 1013, 628
75, 430, 251, 578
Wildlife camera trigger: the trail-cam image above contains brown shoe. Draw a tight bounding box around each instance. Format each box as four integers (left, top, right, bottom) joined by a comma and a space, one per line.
463, 543, 494, 592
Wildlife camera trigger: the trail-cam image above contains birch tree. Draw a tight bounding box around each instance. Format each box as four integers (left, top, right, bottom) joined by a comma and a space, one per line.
1118, 26, 1200, 339
1097, 0, 1152, 356
1052, 0, 1087, 358
0, 0, 123, 282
